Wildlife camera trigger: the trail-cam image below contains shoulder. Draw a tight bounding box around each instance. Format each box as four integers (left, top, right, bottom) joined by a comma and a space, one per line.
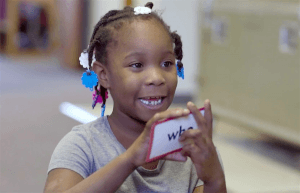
68, 116, 110, 139
47, 116, 110, 178
49, 116, 111, 155
50, 115, 114, 161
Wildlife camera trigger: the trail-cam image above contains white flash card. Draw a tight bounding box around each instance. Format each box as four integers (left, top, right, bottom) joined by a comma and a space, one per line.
146, 107, 205, 162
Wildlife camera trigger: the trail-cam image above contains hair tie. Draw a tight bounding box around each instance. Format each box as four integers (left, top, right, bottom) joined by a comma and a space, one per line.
134, 6, 151, 15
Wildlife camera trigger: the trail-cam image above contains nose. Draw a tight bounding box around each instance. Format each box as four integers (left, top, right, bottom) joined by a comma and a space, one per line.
144, 66, 166, 86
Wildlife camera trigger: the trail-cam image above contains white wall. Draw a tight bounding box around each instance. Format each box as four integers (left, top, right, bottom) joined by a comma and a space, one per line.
88, 0, 124, 42
89, 0, 201, 98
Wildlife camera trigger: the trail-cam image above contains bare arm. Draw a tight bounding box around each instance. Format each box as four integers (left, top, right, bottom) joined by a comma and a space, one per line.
44, 152, 136, 193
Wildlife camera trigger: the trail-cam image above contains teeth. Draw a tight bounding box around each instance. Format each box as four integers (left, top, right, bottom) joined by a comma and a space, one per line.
140, 98, 162, 106
146, 97, 161, 100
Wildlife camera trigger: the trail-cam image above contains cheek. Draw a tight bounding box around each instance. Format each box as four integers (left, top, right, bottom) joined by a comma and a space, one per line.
110, 72, 141, 96
168, 72, 178, 92
123, 76, 141, 94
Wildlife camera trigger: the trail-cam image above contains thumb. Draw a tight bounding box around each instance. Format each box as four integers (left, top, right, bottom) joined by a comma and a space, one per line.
144, 108, 190, 133
143, 113, 162, 136
144, 112, 170, 134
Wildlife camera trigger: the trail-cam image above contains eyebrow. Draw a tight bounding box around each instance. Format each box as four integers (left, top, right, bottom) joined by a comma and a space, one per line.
124, 50, 175, 59
124, 52, 146, 59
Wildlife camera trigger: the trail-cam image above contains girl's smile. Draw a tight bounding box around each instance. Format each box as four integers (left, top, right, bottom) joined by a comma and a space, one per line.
139, 96, 166, 109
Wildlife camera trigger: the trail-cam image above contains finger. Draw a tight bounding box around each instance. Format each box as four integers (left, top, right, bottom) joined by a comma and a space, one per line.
158, 108, 190, 122
179, 138, 194, 146
187, 101, 207, 132
180, 148, 190, 157
179, 129, 201, 140
163, 152, 187, 162
204, 99, 213, 139
181, 142, 201, 157
179, 129, 207, 148
145, 108, 190, 130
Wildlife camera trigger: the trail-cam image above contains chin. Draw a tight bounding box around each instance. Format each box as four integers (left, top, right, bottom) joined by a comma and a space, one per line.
129, 114, 150, 125
141, 106, 171, 123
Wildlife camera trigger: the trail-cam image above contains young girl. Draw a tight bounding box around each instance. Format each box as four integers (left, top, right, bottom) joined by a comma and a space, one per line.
44, 2, 226, 193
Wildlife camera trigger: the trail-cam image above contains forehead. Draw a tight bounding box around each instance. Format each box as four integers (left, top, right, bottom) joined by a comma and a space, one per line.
107, 19, 173, 57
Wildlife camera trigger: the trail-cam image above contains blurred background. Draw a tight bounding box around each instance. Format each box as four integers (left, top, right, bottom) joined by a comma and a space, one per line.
0, 0, 299, 192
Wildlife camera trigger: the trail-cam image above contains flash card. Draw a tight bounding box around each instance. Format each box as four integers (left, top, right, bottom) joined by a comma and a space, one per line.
146, 107, 205, 162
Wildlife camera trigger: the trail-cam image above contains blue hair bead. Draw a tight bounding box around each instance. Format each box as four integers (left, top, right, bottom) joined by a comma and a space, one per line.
176, 61, 184, 79
101, 104, 106, 117
81, 70, 98, 91
92, 94, 99, 109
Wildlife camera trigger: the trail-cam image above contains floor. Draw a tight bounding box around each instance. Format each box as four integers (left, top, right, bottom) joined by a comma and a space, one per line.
0, 54, 299, 193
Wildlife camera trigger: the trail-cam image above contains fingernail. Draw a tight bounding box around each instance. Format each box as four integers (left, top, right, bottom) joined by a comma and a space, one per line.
188, 101, 195, 107
183, 109, 190, 114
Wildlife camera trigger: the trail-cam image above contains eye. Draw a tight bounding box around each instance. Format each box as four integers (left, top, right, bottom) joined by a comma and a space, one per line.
130, 63, 143, 68
162, 61, 173, 68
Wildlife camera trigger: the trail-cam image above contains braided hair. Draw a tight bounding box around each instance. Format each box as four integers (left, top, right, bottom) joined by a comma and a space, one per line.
88, 2, 184, 106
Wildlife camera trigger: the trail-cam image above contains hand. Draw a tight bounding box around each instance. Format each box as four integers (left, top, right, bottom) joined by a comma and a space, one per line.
125, 108, 191, 168
179, 100, 226, 190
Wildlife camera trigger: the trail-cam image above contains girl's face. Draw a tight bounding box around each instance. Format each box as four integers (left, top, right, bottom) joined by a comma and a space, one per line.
106, 19, 178, 123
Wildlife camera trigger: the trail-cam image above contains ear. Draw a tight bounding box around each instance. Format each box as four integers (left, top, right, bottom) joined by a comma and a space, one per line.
92, 61, 110, 89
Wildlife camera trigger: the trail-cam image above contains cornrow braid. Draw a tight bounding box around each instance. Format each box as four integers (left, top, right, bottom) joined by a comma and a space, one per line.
87, 2, 184, 107
90, 10, 120, 41
100, 85, 107, 105
93, 83, 106, 104
171, 32, 183, 69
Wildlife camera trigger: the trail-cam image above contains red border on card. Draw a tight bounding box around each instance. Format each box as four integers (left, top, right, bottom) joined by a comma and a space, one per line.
145, 107, 205, 162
